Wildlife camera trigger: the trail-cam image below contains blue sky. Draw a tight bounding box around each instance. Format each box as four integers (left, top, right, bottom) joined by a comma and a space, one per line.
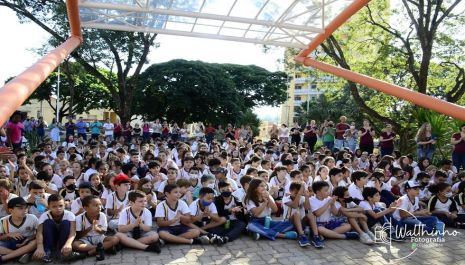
0, 7, 283, 122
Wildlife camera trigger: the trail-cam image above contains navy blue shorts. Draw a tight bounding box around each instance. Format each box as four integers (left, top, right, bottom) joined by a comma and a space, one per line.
158, 224, 192, 236
0, 238, 27, 250
317, 218, 346, 230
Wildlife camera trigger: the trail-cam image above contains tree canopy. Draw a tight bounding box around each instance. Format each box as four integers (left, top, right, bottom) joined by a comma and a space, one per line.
134, 59, 287, 125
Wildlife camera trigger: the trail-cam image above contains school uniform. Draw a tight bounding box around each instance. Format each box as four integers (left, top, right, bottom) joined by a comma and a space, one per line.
0, 214, 38, 250
359, 200, 390, 228
76, 212, 107, 245
38, 210, 76, 254
428, 195, 465, 226
15, 179, 31, 198
245, 197, 294, 240
105, 192, 130, 230
118, 207, 156, 238
214, 195, 247, 241
393, 194, 438, 232
310, 196, 345, 230
155, 200, 193, 236
24, 193, 51, 218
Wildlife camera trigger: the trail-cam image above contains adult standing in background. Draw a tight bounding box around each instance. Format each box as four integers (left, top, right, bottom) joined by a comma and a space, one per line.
36, 116, 46, 142
379, 124, 396, 157
113, 119, 123, 140
416, 122, 436, 160
303, 120, 318, 153
335, 116, 350, 151
64, 117, 75, 137
359, 119, 376, 155
151, 119, 162, 140
6, 112, 24, 152
75, 117, 87, 140
290, 121, 301, 146
103, 118, 114, 141
451, 124, 465, 171
90, 119, 103, 141
269, 124, 279, 141
278, 124, 289, 144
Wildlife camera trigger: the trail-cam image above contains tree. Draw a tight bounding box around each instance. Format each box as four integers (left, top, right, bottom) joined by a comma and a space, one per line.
0, 0, 158, 123
133, 60, 287, 125
24, 61, 112, 122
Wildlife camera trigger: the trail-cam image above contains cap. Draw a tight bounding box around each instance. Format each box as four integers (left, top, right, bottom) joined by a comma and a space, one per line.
7, 197, 27, 209
66, 143, 77, 150
78, 181, 93, 190
114, 173, 131, 185
405, 180, 421, 189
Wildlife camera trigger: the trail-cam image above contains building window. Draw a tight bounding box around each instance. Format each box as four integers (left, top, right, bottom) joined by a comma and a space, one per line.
311, 84, 317, 89
294, 96, 301, 101
293, 106, 301, 112
295, 85, 302, 90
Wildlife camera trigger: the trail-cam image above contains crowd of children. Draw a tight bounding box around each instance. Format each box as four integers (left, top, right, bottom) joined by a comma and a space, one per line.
0, 130, 464, 264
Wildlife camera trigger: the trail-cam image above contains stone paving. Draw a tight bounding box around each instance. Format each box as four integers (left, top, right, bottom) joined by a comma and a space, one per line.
12, 229, 465, 265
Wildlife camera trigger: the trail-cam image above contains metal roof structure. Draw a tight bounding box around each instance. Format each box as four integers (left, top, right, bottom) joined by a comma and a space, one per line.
79, 0, 355, 48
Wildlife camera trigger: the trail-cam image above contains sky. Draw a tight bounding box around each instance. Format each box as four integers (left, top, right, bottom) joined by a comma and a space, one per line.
0, 7, 284, 122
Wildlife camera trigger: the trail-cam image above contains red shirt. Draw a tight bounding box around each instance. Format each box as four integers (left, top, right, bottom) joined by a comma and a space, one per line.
114, 123, 122, 134
7, 122, 23, 144
380, 131, 395, 149
336, 123, 350, 139
453, 133, 465, 154
205, 126, 216, 136
304, 125, 317, 138
360, 128, 374, 145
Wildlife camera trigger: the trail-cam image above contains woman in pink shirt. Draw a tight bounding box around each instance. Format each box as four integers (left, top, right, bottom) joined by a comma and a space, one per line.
6, 112, 24, 152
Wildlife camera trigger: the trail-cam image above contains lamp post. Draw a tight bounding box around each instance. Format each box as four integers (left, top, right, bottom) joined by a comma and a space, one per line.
56, 66, 60, 123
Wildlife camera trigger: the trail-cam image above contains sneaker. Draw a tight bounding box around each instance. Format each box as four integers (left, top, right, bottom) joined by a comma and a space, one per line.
284, 231, 298, 239
43, 252, 53, 264
18, 253, 32, 264
366, 230, 376, 241
96, 243, 105, 261
210, 235, 225, 247
311, 235, 325, 248
198, 235, 211, 244
344, 232, 359, 240
61, 252, 87, 262
149, 242, 161, 254
298, 234, 311, 247
252, 232, 260, 241
223, 236, 230, 243
359, 233, 374, 245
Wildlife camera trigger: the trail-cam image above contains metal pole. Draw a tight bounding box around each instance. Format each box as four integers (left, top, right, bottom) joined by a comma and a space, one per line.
306, 83, 310, 113
57, 66, 60, 122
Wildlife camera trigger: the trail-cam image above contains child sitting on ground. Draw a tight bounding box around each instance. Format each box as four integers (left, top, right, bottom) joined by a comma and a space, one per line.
155, 184, 210, 245
310, 181, 359, 241
245, 179, 297, 241
73, 195, 120, 261
0, 197, 38, 264
116, 191, 162, 253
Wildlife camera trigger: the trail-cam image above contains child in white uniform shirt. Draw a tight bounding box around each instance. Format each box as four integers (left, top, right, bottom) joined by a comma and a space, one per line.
348, 171, 368, 204
73, 196, 119, 261
105, 174, 131, 230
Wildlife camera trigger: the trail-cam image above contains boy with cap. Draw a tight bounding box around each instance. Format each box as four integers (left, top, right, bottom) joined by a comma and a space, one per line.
393, 180, 439, 234
0, 197, 38, 264
105, 174, 131, 230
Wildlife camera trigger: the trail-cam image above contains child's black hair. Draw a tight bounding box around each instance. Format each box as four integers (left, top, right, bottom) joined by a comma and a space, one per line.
351, 170, 368, 183
289, 170, 302, 179
148, 161, 161, 169
246, 167, 258, 175
312, 181, 329, 193
332, 186, 347, 198
48, 194, 64, 204
329, 167, 342, 177
200, 175, 214, 184
289, 182, 302, 192
199, 187, 215, 197
434, 170, 448, 180
164, 184, 178, 194
240, 175, 253, 187
362, 187, 379, 201
129, 190, 146, 202
82, 195, 99, 207
62, 175, 75, 185
416, 172, 431, 181
428, 182, 450, 194
218, 181, 230, 189
391, 167, 403, 176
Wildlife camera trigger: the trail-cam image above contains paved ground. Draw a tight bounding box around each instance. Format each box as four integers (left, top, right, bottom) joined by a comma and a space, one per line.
12, 229, 464, 265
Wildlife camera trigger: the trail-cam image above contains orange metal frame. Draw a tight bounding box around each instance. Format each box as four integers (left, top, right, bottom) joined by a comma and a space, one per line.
0, 0, 82, 126
0, 0, 464, 127
295, 0, 465, 122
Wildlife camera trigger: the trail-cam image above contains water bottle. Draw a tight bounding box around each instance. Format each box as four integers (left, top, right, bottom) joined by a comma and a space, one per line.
35, 195, 46, 214
436, 221, 445, 239
264, 216, 271, 229
225, 219, 230, 229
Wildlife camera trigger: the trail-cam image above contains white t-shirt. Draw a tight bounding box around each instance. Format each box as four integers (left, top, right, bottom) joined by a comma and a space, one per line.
155, 200, 190, 226
105, 192, 130, 219
246, 196, 274, 218
282, 195, 305, 220
189, 199, 218, 217
144, 173, 167, 192
38, 210, 76, 224
393, 195, 420, 221
103, 123, 114, 136
227, 168, 245, 187
157, 180, 177, 194
359, 201, 377, 211
51, 174, 63, 189
76, 212, 108, 237
71, 198, 84, 215
118, 207, 152, 227
15, 179, 31, 198
222, 197, 239, 221
348, 183, 364, 201
232, 188, 246, 202
0, 214, 38, 238
310, 196, 332, 222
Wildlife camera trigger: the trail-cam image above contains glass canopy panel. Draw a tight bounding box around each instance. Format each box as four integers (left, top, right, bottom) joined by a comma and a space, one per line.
78, 0, 357, 48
